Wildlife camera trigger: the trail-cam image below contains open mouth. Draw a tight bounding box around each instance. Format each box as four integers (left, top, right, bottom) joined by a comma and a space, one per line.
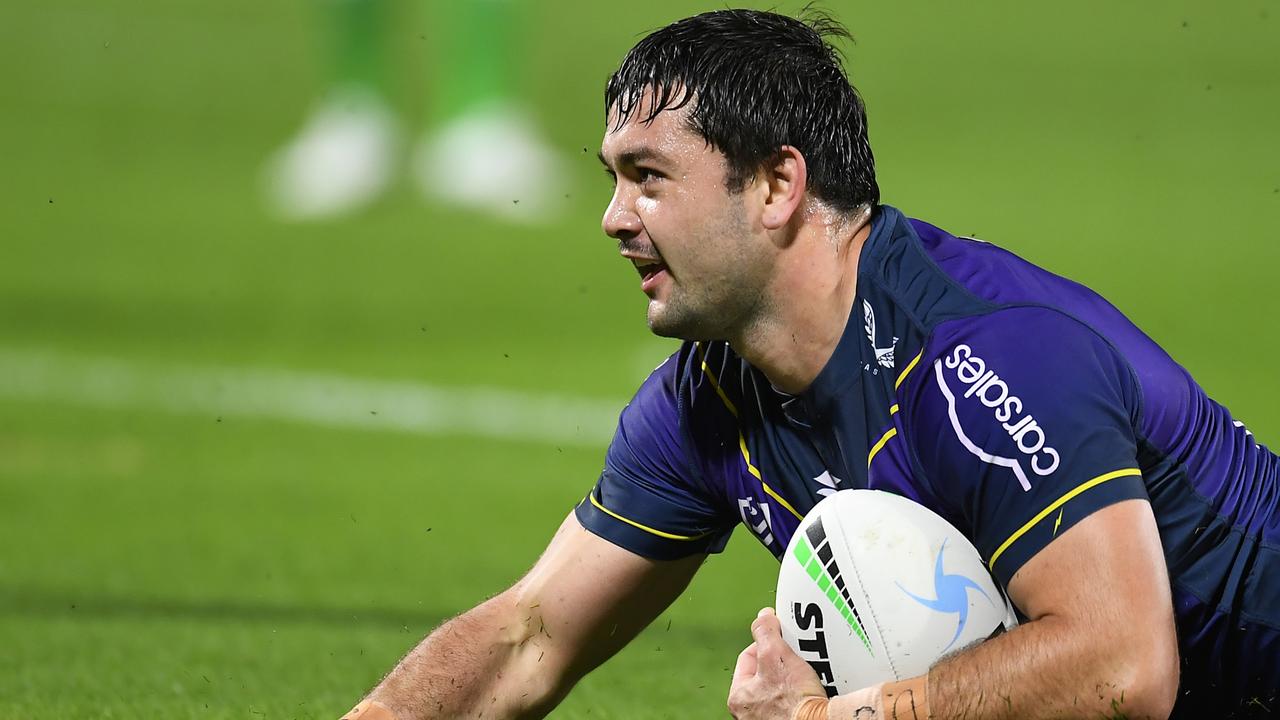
633, 260, 670, 294
635, 261, 668, 282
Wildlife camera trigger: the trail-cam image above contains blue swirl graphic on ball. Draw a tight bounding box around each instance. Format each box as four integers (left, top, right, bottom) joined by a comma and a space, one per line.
897, 540, 992, 653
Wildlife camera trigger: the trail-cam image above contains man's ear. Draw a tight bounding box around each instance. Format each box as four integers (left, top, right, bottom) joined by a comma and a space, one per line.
760, 145, 808, 231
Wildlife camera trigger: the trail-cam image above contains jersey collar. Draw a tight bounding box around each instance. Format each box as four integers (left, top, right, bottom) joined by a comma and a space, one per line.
791, 204, 910, 422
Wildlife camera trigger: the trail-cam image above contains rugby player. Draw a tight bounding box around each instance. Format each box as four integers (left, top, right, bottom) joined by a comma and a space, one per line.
340, 9, 1279, 720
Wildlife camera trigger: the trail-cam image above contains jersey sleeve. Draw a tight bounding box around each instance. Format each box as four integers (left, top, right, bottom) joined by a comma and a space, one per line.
574, 352, 736, 560
901, 307, 1149, 587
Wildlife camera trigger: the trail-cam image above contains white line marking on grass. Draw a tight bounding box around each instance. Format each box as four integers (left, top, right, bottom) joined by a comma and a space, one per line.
0, 347, 623, 447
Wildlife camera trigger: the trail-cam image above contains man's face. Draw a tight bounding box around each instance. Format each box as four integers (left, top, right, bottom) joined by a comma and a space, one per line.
599, 101, 773, 341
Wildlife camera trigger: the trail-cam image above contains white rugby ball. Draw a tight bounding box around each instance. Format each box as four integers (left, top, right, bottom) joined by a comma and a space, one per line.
776, 490, 1017, 694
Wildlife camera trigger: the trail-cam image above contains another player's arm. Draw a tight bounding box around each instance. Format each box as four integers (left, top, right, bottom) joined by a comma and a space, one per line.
344, 512, 704, 720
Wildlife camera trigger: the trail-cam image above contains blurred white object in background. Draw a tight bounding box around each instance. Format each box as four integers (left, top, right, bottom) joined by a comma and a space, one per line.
415, 103, 564, 225
263, 87, 400, 221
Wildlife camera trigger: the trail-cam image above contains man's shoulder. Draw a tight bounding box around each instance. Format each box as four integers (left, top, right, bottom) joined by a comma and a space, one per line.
631, 341, 719, 397
904, 305, 1140, 407
641, 341, 755, 425
625, 341, 748, 442
868, 208, 1162, 397
874, 207, 1142, 347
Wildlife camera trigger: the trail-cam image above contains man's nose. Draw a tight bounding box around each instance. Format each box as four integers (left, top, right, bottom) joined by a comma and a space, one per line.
602, 188, 642, 241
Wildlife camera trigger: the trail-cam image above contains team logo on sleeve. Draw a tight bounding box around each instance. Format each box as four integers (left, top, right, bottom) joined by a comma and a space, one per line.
933, 344, 1061, 491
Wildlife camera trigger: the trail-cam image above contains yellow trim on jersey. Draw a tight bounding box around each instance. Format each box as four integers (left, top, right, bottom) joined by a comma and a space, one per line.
696, 343, 740, 418
695, 343, 804, 520
588, 493, 711, 541
987, 468, 1143, 570
894, 350, 924, 390
868, 427, 898, 467
889, 404, 900, 415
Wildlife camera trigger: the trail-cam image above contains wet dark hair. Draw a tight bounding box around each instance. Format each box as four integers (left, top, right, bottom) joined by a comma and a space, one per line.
605, 7, 878, 213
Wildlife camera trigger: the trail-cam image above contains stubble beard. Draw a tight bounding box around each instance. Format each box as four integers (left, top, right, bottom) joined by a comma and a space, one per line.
645, 198, 765, 342
646, 291, 720, 341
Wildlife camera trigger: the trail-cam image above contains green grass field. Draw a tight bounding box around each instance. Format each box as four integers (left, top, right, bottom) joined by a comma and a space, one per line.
1, 1, 1277, 717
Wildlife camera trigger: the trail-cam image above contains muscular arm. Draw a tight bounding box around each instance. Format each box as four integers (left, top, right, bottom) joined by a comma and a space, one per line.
731, 500, 1180, 720
356, 512, 704, 720
925, 498, 1179, 720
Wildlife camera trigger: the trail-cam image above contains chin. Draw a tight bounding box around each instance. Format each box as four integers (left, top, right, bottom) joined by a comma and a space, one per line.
647, 323, 687, 340
645, 304, 684, 339
645, 312, 679, 339
646, 303, 719, 342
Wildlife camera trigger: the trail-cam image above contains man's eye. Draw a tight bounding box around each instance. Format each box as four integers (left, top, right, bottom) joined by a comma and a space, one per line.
636, 167, 663, 183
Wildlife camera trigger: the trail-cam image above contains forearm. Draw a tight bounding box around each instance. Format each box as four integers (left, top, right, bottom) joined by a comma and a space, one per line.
359, 591, 563, 720
341, 515, 703, 720
926, 614, 1174, 720
799, 617, 1172, 720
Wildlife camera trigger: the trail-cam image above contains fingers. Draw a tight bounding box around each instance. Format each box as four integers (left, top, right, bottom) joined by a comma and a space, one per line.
727, 642, 759, 719
730, 608, 827, 720
732, 608, 777, 691
750, 607, 784, 653
731, 607, 830, 718
732, 641, 759, 686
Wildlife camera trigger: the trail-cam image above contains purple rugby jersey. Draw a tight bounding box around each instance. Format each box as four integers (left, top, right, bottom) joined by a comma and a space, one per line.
575, 205, 1278, 715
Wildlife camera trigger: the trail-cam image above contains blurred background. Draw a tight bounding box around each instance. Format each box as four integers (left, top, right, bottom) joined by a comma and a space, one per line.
1, 1, 1277, 717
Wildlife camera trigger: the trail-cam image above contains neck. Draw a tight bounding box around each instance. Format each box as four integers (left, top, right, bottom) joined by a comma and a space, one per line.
730, 209, 872, 394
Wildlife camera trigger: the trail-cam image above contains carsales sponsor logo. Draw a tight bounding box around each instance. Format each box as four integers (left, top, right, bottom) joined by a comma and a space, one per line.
934, 344, 1060, 491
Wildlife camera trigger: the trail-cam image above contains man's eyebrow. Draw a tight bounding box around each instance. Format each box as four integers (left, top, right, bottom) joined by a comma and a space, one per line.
597, 147, 672, 170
